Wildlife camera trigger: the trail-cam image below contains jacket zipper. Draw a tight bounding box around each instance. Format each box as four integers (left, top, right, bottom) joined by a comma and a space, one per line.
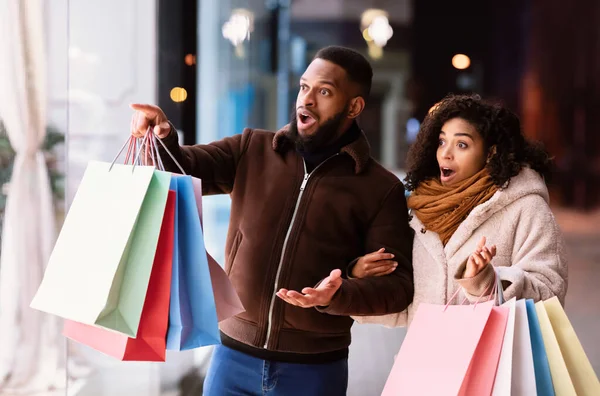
263, 154, 338, 348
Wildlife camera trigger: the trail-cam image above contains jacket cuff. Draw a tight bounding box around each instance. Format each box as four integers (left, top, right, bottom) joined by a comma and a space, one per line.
346, 258, 360, 279
315, 280, 348, 315
160, 122, 179, 145
454, 261, 495, 297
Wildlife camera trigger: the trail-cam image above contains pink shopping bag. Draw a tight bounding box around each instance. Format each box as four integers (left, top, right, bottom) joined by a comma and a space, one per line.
383, 297, 509, 396
383, 300, 493, 395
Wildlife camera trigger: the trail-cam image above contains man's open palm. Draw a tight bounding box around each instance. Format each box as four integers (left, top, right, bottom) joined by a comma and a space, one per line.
276, 269, 343, 308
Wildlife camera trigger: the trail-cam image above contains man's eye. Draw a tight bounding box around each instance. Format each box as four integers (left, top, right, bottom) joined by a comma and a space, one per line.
320, 89, 329, 95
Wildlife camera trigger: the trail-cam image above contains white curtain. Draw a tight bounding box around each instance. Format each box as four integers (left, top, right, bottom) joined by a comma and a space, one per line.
0, 0, 63, 392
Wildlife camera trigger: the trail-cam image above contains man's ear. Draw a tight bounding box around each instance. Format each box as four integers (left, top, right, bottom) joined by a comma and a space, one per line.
347, 97, 365, 119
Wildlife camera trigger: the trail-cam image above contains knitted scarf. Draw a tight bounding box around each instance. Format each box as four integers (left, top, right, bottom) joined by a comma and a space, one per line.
407, 169, 498, 246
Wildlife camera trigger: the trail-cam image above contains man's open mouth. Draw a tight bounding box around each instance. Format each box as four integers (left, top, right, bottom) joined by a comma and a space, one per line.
297, 110, 317, 129
298, 112, 314, 123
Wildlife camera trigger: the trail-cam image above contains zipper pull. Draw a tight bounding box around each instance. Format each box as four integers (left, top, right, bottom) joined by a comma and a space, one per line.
300, 174, 309, 191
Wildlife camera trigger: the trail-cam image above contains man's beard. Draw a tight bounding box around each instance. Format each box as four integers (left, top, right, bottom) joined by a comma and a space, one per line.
287, 107, 349, 152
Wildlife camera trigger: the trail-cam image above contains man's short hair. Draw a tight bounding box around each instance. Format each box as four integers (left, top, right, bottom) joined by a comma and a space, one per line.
314, 46, 373, 100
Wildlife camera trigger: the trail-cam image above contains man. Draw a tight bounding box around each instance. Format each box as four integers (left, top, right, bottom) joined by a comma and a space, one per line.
131, 46, 413, 395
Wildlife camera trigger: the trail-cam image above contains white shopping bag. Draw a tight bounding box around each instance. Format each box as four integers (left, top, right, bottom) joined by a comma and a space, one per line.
511, 299, 538, 396
492, 297, 517, 396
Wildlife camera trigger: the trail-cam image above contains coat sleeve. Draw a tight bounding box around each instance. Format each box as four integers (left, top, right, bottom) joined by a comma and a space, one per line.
317, 182, 415, 317
157, 126, 254, 195
463, 196, 568, 305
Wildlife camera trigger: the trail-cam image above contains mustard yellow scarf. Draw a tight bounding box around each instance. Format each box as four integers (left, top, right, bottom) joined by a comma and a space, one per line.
407, 169, 498, 246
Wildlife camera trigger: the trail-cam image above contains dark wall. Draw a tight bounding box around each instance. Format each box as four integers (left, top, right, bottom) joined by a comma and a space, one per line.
411, 0, 531, 120
520, 0, 600, 208
412, 0, 600, 208
411, 1, 492, 120
157, 0, 197, 145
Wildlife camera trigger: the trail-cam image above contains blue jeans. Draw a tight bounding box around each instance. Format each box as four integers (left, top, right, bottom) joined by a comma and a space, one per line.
203, 345, 348, 396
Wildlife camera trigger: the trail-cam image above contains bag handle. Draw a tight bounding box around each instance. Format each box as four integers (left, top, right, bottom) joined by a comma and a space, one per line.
149, 130, 186, 175
444, 268, 504, 312
109, 132, 150, 172
109, 126, 186, 175
137, 126, 186, 175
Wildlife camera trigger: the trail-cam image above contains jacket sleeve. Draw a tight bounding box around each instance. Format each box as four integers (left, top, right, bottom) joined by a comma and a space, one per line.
157, 126, 253, 195
317, 182, 414, 316
454, 261, 496, 298
463, 197, 568, 305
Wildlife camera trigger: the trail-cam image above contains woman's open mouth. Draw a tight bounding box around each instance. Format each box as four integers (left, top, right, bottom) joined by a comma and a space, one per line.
440, 167, 456, 182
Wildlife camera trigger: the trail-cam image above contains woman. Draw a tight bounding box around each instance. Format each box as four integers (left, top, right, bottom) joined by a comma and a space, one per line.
353, 94, 567, 327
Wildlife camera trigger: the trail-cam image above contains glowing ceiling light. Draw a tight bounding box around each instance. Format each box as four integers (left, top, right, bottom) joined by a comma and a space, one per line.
367, 15, 393, 47
452, 54, 471, 70
222, 9, 254, 47
184, 54, 196, 66
170, 87, 188, 103
361, 9, 393, 48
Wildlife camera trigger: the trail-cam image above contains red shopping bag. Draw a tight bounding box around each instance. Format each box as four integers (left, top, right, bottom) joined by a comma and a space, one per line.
63, 190, 175, 361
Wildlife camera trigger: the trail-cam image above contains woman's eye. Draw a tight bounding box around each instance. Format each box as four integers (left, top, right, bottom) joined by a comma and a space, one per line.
438, 139, 445, 146
458, 142, 468, 149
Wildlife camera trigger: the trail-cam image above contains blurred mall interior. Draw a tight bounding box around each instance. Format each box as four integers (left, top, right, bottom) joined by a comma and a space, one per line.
0, 0, 599, 395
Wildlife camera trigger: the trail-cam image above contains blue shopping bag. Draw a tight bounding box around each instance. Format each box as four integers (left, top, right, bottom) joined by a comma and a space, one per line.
526, 299, 555, 396
166, 175, 220, 350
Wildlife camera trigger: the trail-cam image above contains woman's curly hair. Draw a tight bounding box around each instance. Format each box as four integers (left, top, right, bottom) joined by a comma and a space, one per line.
404, 94, 552, 191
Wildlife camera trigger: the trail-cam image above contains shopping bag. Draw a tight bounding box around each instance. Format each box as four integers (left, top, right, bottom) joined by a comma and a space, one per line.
459, 304, 509, 396
512, 299, 538, 396
492, 298, 517, 396
526, 299, 555, 396
166, 175, 220, 350
190, 177, 244, 322
536, 301, 577, 395
207, 252, 245, 322
382, 300, 495, 396
543, 297, 600, 395
63, 191, 176, 361
31, 162, 171, 337
495, 273, 506, 305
